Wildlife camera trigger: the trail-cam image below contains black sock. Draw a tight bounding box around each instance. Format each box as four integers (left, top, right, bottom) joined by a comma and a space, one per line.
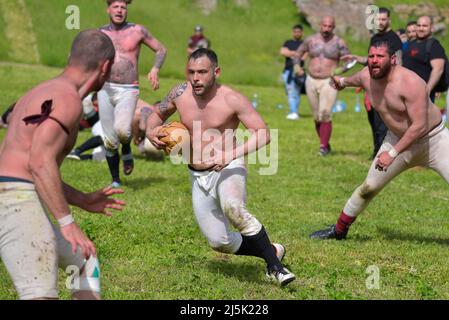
235, 226, 282, 270
106, 151, 120, 183
121, 142, 131, 156
77, 135, 103, 154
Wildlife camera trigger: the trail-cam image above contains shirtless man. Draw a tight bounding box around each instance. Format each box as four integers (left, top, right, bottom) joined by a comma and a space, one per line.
0, 30, 125, 299
293, 16, 350, 156
146, 49, 295, 286
310, 41, 448, 240
99, 0, 167, 187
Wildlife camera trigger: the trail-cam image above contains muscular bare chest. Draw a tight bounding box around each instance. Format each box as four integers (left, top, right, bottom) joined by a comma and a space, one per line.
177, 99, 238, 133
102, 28, 141, 54
308, 37, 341, 60
370, 84, 406, 115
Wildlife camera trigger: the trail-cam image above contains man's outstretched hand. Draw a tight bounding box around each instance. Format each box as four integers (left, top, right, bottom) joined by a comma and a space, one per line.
81, 186, 126, 216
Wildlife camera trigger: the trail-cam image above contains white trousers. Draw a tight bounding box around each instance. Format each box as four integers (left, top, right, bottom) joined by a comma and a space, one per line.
344, 121, 449, 217
0, 182, 98, 299
98, 82, 139, 151
190, 158, 262, 254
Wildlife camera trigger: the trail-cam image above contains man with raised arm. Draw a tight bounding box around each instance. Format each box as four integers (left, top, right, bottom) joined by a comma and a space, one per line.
310, 41, 447, 240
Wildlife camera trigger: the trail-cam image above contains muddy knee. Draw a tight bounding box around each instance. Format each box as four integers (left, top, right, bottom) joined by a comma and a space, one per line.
207, 233, 241, 254
114, 127, 132, 145
223, 201, 262, 236
358, 182, 380, 200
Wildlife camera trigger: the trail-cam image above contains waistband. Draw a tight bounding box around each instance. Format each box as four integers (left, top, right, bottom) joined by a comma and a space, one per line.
0, 176, 33, 184
414, 120, 445, 143
425, 120, 445, 138
104, 82, 140, 89
306, 73, 331, 81
188, 157, 245, 174
188, 164, 214, 172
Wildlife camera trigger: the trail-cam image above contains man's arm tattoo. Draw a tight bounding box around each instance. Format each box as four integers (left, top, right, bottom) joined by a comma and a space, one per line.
158, 83, 188, 114
154, 50, 166, 69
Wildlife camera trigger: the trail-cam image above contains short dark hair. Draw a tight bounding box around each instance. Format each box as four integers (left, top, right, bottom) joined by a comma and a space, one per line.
293, 24, 303, 30
397, 28, 405, 34
369, 40, 396, 57
407, 21, 417, 27
189, 48, 218, 68
378, 7, 390, 17
69, 29, 115, 71
107, 0, 132, 6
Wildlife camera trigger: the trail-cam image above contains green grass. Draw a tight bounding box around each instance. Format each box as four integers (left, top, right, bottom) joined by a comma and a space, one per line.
1, 64, 449, 299
5, 0, 444, 87
0, 2, 10, 61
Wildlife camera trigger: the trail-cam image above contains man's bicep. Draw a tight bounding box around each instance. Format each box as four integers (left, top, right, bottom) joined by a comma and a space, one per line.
404, 82, 428, 122
30, 120, 68, 162
430, 58, 445, 70
233, 95, 267, 130
140, 25, 162, 51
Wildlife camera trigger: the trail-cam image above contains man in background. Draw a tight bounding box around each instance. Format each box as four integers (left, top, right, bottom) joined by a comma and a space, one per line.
280, 24, 306, 120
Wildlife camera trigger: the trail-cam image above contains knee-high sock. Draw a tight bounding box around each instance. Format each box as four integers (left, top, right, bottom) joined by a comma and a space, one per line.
76, 135, 103, 154
335, 211, 357, 235
106, 150, 120, 183
319, 121, 332, 149
314, 121, 321, 138
235, 226, 283, 270
121, 142, 132, 157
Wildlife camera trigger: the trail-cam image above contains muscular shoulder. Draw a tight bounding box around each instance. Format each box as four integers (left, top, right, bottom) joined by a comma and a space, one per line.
397, 66, 426, 89
168, 82, 189, 101
222, 86, 250, 110
134, 24, 152, 38
158, 82, 188, 114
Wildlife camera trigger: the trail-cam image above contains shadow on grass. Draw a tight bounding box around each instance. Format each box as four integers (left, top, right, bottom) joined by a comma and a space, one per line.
122, 176, 166, 190
377, 227, 449, 246
206, 260, 265, 284
205, 260, 299, 291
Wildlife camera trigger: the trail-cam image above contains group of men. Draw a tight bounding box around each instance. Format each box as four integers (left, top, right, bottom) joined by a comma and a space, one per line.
0, 0, 294, 300
279, 9, 449, 240
1, 0, 449, 300
280, 9, 448, 159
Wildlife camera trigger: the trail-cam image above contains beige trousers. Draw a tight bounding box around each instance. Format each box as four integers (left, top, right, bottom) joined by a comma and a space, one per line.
305, 74, 338, 122
343, 122, 449, 217
0, 182, 87, 299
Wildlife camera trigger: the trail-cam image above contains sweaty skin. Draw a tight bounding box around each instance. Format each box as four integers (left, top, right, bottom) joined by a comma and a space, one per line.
146, 56, 270, 171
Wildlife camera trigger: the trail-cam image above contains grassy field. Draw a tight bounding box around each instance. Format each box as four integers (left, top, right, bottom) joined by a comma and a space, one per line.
1, 63, 449, 300
0, 0, 446, 87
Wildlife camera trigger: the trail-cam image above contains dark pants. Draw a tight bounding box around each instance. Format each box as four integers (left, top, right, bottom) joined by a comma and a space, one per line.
367, 108, 387, 158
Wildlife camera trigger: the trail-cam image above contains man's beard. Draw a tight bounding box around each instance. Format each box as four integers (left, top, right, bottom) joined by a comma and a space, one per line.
369, 62, 391, 79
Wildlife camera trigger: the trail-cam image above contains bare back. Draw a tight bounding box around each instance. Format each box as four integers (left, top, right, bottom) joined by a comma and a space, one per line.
301, 33, 349, 79
359, 65, 441, 138
100, 23, 145, 84
0, 79, 82, 180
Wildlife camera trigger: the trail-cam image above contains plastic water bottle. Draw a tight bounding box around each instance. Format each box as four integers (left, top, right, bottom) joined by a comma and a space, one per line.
252, 94, 258, 108
276, 104, 284, 109
333, 100, 346, 112
355, 96, 361, 112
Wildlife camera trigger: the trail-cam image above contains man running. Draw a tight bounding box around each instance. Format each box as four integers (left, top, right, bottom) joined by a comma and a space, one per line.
310, 41, 447, 240
0, 30, 125, 299
99, 0, 167, 187
146, 49, 296, 286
